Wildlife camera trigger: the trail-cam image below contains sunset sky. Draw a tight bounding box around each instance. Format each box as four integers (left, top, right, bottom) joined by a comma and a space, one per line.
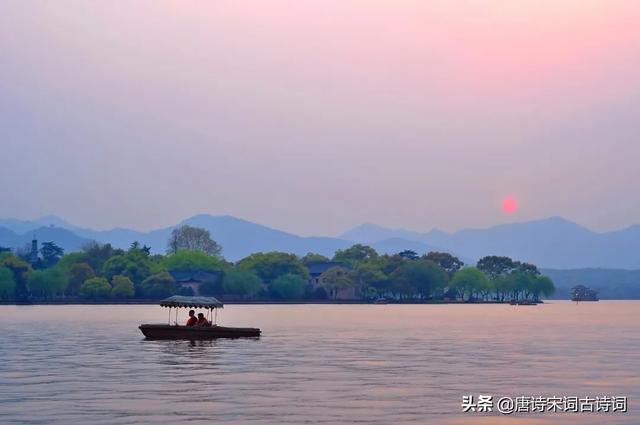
1, 1, 639, 235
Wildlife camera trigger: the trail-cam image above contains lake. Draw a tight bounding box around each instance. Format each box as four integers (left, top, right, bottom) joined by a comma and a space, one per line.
0, 302, 638, 424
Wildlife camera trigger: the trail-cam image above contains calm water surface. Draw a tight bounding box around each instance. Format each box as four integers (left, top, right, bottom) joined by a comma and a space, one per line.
0, 302, 638, 424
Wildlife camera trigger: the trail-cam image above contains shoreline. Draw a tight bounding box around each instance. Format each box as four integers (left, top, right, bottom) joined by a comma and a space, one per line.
0, 299, 553, 306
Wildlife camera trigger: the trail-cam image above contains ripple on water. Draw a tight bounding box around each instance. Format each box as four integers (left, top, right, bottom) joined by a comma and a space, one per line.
0, 302, 638, 424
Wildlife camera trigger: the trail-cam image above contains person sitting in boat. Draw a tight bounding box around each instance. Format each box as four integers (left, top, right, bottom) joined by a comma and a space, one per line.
186, 310, 198, 326
197, 312, 211, 327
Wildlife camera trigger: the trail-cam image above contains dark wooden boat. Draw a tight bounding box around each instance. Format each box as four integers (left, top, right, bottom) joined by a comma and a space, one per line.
139, 324, 260, 339
139, 296, 261, 340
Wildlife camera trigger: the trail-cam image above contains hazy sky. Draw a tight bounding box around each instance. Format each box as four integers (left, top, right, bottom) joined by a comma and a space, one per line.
1, 1, 639, 235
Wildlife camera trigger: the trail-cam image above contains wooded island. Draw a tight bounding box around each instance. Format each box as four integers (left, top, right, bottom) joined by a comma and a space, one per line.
0, 225, 555, 303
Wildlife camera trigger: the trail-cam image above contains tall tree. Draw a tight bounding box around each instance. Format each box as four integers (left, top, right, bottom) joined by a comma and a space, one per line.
139, 272, 176, 299
0, 266, 15, 299
476, 256, 516, 280
237, 252, 308, 283
350, 262, 388, 294
222, 269, 262, 298
532, 276, 555, 301
66, 263, 95, 296
39, 242, 64, 268
163, 250, 224, 273
1, 253, 32, 302
102, 247, 158, 286
270, 273, 305, 299
424, 252, 464, 276
79, 277, 112, 299
167, 225, 222, 257
391, 260, 448, 299
397, 250, 419, 260
333, 244, 378, 265
81, 242, 125, 274
28, 268, 67, 299
450, 267, 490, 301
111, 275, 135, 298
514, 261, 540, 276
300, 252, 330, 266
320, 266, 353, 299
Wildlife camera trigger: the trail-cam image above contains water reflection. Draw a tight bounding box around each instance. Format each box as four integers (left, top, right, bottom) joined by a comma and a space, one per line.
0, 302, 638, 424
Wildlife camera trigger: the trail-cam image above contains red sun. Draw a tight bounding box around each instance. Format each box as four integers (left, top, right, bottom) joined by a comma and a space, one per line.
502, 197, 518, 214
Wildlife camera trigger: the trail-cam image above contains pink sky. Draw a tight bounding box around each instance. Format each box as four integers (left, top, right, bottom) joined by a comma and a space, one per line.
1, 1, 639, 234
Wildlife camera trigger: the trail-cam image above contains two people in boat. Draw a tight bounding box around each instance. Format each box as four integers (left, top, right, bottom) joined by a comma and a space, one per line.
186, 310, 211, 327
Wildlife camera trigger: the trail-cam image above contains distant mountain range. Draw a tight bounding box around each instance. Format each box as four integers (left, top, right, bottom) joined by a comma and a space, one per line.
0, 214, 438, 262
541, 268, 640, 300
1, 215, 639, 269
340, 217, 640, 270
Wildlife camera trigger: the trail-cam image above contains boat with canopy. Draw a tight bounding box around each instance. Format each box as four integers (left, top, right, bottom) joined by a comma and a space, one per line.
139, 295, 261, 339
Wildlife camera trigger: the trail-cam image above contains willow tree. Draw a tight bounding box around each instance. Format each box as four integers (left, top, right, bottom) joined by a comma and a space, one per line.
450, 267, 490, 301
321, 266, 353, 299
167, 225, 222, 258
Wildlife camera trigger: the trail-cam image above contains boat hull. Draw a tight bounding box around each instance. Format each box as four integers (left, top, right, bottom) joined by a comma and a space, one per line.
139, 324, 261, 339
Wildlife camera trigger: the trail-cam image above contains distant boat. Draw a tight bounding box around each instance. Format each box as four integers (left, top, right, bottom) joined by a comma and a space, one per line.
374, 298, 388, 304
139, 296, 261, 339
570, 285, 599, 302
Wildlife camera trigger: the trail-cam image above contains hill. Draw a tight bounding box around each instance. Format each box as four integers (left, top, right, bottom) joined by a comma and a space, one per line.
542, 268, 640, 300
3, 214, 640, 269
341, 217, 640, 269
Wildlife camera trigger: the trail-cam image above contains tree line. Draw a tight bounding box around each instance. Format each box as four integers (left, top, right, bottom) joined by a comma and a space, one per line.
0, 225, 554, 302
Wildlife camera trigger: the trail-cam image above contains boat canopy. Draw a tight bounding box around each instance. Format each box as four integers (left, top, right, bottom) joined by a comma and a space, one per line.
159, 295, 224, 309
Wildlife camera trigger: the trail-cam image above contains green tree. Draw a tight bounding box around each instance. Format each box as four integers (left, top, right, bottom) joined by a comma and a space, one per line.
477, 276, 495, 301
476, 256, 516, 280
493, 274, 513, 302
320, 266, 353, 299
222, 269, 262, 298
350, 261, 388, 295
80, 277, 112, 299
391, 260, 448, 299
270, 273, 305, 299
111, 275, 135, 298
81, 242, 124, 274
532, 276, 555, 301
333, 244, 378, 265
450, 267, 490, 301
300, 252, 330, 266
102, 248, 157, 286
397, 250, 419, 260
163, 250, 224, 273
40, 242, 64, 268
167, 225, 222, 257
0, 266, 15, 299
28, 267, 67, 298
139, 272, 176, 299
424, 252, 464, 276
129, 241, 151, 255
57, 252, 85, 273
515, 262, 540, 276
1, 253, 32, 301
381, 254, 406, 275
237, 252, 308, 283
66, 262, 95, 296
